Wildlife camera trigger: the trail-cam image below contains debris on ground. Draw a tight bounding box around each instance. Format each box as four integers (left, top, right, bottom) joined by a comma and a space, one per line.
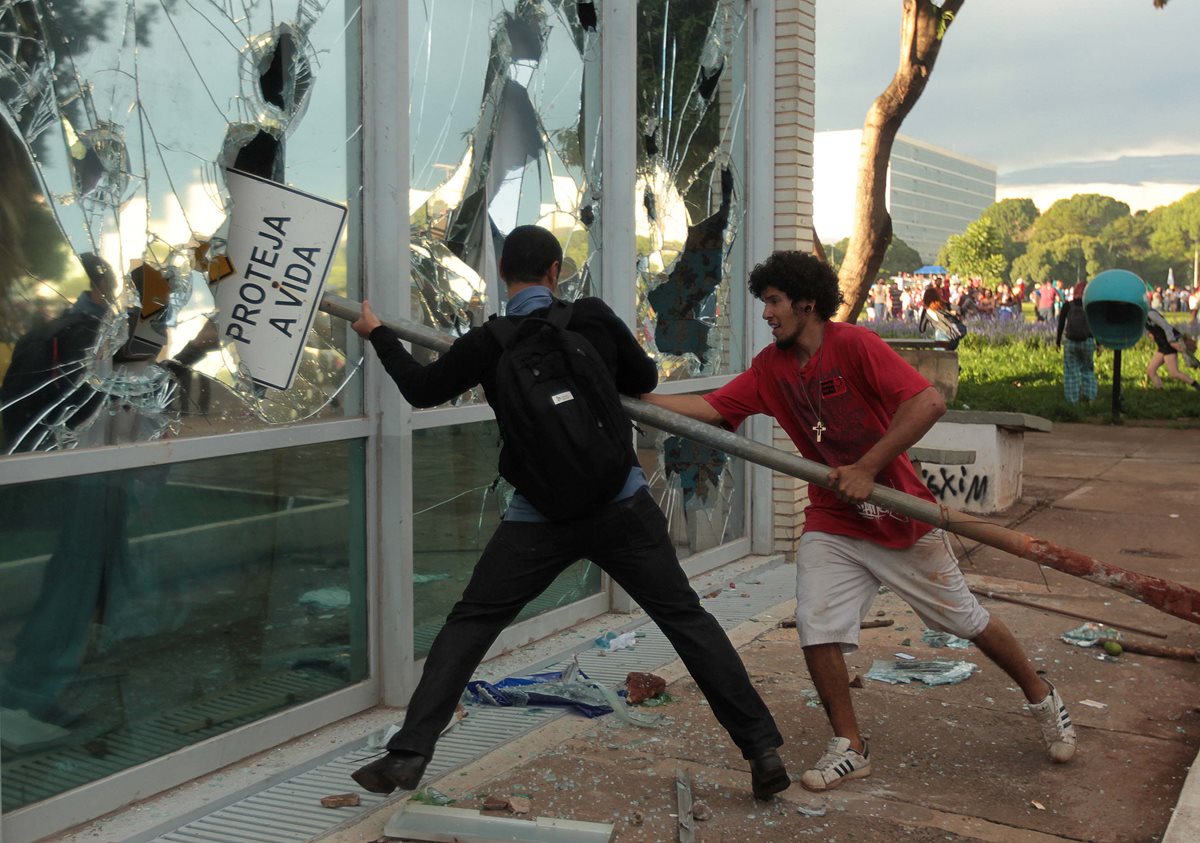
410, 786, 454, 806
692, 800, 713, 821
797, 802, 828, 817
319, 793, 360, 808
860, 618, 895, 629
866, 659, 977, 686
676, 770, 696, 842
626, 671, 667, 704
1061, 622, 1121, 647
595, 630, 638, 652
466, 657, 613, 718
479, 794, 529, 814
1079, 699, 1109, 709
849, 674, 863, 688
921, 629, 973, 649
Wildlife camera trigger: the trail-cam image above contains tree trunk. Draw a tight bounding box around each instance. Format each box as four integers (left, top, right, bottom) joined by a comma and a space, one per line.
835, 0, 965, 323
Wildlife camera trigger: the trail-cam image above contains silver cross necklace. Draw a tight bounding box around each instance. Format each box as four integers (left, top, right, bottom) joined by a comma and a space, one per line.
798, 341, 826, 442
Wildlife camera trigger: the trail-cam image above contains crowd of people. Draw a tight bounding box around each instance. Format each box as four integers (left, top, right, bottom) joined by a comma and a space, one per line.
863, 272, 1200, 329
863, 274, 1040, 324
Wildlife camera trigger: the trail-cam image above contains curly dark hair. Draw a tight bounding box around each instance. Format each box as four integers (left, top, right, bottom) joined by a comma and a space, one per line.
747, 251, 843, 319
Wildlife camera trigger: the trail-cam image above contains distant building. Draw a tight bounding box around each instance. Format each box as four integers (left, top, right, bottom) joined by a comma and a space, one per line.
814, 130, 997, 264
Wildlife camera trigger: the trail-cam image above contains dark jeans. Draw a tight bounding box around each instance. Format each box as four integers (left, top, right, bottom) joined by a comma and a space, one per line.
388, 488, 782, 760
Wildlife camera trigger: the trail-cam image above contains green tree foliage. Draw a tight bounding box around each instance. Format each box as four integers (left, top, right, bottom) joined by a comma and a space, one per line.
978, 198, 1039, 277
1102, 211, 1169, 286
981, 197, 1040, 239
828, 235, 922, 276
1010, 234, 1111, 285
1148, 189, 1200, 276
939, 219, 1007, 282
1027, 194, 1131, 244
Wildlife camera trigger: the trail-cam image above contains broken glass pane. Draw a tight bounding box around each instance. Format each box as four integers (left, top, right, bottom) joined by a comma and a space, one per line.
408, 0, 599, 406
0, 0, 364, 455
412, 421, 601, 660
638, 424, 745, 556
635, 0, 749, 381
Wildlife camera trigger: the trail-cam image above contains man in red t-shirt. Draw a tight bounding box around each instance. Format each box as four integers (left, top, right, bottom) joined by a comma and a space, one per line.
643, 251, 1076, 792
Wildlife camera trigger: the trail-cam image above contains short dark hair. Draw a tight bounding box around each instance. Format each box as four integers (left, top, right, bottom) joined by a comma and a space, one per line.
747, 251, 843, 319
500, 225, 562, 285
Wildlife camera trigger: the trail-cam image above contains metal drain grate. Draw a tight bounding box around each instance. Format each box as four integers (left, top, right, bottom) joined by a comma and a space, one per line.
136, 558, 793, 843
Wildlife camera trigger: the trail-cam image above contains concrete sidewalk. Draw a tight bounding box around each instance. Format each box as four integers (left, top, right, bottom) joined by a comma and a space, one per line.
306, 421, 1200, 843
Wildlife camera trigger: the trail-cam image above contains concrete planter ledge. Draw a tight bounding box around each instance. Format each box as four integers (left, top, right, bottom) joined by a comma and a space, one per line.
940, 409, 1053, 433
916, 411, 1052, 514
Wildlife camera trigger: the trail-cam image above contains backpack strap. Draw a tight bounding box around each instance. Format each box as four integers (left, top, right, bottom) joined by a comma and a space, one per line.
545, 299, 573, 329
486, 298, 574, 348
484, 313, 519, 349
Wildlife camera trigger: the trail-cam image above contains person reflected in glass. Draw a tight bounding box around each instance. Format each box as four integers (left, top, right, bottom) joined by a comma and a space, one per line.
0, 253, 112, 453
347, 225, 789, 800
1, 254, 172, 746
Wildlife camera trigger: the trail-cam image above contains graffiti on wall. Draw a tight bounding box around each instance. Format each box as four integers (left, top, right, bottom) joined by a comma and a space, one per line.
922, 464, 990, 506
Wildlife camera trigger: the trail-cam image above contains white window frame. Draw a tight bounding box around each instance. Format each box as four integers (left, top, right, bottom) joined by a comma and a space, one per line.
1, 2, 782, 837
0, 4, 393, 840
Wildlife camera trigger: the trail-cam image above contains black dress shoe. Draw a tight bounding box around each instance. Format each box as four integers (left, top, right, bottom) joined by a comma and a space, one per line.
351, 751, 429, 794
749, 748, 790, 800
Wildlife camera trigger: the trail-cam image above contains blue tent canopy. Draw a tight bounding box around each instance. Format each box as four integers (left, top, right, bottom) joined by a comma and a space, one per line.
914, 265, 948, 275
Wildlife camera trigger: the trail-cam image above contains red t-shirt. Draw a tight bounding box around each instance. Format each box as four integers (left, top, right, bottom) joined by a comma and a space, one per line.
705, 322, 935, 549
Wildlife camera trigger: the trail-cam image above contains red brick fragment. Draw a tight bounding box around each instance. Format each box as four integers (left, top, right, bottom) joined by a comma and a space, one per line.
626, 672, 667, 704
320, 793, 361, 808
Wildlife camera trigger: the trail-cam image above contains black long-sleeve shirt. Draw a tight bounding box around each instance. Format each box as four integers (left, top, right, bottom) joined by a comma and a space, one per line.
368, 296, 657, 407
368, 295, 658, 502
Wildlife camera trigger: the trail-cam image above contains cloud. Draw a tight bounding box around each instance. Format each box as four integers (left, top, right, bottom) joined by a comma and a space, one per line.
816, 0, 1200, 172
997, 182, 1197, 215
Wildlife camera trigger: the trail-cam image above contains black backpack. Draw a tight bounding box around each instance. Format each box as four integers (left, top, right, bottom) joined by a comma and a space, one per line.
485, 300, 632, 521
1, 308, 101, 452
1064, 302, 1091, 341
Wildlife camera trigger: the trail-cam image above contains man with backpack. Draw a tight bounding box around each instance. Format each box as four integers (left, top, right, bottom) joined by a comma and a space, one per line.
1055, 282, 1099, 404
348, 225, 789, 800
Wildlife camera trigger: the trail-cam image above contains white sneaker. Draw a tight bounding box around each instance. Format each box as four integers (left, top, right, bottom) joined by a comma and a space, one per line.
800, 737, 871, 792
1027, 681, 1076, 762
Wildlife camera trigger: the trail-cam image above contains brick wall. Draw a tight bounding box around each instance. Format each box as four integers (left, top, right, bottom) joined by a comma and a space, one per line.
771, 0, 816, 556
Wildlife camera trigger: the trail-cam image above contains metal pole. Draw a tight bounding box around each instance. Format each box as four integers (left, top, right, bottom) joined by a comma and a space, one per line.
321, 293, 1200, 626
1111, 348, 1122, 424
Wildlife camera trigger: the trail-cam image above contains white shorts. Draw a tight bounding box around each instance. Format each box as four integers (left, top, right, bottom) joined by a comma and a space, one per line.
794, 530, 990, 653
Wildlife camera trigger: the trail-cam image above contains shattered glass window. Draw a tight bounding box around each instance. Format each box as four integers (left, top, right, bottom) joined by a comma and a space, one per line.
637, 405, 745, 557
408, 0, 599, 404
412, 421, 601, 660
0, 440, 367, 812
635, 0, 749, 381
0, 0, 364, 455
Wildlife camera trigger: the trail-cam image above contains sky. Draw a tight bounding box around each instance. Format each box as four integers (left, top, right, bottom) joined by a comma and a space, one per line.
815, 0, 1200, 214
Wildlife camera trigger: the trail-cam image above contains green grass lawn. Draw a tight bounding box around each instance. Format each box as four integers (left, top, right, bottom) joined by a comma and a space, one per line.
877, 305, 1200, 424
956, 332, 1199, 424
